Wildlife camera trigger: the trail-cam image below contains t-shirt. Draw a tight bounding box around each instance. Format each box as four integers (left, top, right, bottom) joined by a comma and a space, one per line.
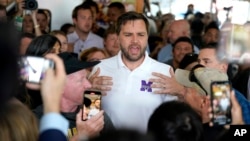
90, 51, 178, 133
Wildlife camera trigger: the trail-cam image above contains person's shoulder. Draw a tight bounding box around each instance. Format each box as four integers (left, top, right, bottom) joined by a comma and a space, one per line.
157, 44, 172, 58
99, 56, 116, 65
89, 32, 103, 40
92, 56, 118, 72
149, 57, 172, 73
234, 88, 248, 101
233, 88, 250, 124
151, 57, 171, 68
233, 88, 250, 108
67, 31, 78, 42
103, 57, 117, 68
159, 44, 171, 52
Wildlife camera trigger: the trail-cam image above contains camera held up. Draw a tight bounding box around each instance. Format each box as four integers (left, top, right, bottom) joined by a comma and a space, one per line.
24, 0, 38, 10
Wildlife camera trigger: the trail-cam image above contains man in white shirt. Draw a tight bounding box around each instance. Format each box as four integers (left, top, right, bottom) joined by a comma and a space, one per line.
67, 4, 104, 57
89, 12, 177, 133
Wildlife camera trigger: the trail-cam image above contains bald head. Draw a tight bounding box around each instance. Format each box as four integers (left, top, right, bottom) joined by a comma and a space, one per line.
168, 20, 191, 44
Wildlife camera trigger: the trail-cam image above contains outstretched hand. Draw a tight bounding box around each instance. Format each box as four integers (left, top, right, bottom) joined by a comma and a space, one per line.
88, 68, 113, 95
150, 68, 185, 98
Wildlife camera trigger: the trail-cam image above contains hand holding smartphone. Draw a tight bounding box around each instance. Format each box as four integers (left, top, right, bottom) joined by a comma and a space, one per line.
19, 56, 54, 84
82, 90, 102, 121
210, 81, 232, 125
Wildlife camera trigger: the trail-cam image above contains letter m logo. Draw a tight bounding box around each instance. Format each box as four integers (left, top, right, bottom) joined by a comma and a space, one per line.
140, 80, 152, 92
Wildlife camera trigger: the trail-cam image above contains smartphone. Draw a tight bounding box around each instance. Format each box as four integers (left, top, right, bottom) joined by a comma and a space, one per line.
210, 81, 232, 125
19, 56, 54, 84
82, 90, 102, 121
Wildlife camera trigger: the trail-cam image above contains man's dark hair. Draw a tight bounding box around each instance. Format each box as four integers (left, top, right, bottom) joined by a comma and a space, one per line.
60, 23, 74, 34
191, 19, 204, 35
116, 11, 149, 35
82, 0, 99, 13
179, 53, 198, 69
200, 42, 218, 50
200, 42, 227, 62
108, 2, 126, 14
25, 34, 61, 56
103, 25, 116, 40
72, 4, 92, 19
37, 9, 48, 19
204, 21, 219, 33
172, 36, 194, 52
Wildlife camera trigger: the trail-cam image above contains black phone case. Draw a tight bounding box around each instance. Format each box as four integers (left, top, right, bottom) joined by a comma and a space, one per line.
210, 81, 232, 126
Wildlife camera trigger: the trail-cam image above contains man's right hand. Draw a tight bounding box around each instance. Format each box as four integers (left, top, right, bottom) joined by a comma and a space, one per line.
75, 109, 104, 138
88, 68, 113, 95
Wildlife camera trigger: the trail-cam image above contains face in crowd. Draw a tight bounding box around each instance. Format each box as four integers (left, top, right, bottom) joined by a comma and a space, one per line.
198, 48, 228, 73
117, 13, 149, 63
104, 33, 119, 57
63, 70, 92, 105
73, 8, 93, 34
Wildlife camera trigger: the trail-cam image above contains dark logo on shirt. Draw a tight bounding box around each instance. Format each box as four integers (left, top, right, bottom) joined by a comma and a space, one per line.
140, 80, 152, 92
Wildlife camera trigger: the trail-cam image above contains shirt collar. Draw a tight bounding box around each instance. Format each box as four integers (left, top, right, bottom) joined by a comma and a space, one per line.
85, 32, 95, 41
73, 31, 94, 42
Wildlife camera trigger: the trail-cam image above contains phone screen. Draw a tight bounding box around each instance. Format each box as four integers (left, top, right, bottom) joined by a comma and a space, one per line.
211, 81, 232, 125
82, 90, 102, 121
19, 56, 54, 84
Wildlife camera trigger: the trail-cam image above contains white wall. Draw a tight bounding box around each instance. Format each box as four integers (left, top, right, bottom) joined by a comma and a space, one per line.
37, 0, 83, 30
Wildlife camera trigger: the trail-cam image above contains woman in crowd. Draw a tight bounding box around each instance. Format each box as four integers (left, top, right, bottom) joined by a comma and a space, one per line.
50, 30, 69, 53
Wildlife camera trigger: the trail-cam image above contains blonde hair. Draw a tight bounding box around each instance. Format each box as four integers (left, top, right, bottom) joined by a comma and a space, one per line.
80, 47, 109, 61
50, 30, 67, 37
0, 100, 39, 141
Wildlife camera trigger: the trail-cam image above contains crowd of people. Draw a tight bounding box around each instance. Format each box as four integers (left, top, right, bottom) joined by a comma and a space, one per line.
0, 0, 250, 141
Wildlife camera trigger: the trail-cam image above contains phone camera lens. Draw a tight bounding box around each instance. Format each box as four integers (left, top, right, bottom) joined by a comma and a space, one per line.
24, 0, 38, 10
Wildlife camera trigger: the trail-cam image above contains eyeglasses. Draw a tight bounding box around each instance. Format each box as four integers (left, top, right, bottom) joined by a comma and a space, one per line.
189, 64, 208, 95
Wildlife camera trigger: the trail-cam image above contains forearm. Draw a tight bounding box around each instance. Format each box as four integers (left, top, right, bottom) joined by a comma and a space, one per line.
32, 15, 42, 36
34, 24, 42, 36
43, 101, 60, 114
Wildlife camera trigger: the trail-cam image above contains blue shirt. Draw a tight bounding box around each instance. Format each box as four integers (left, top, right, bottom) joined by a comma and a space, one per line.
234, 89, 250, 124
40, 113, 69, 136
247, 76, 250, 100
157, 43, 200, 63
